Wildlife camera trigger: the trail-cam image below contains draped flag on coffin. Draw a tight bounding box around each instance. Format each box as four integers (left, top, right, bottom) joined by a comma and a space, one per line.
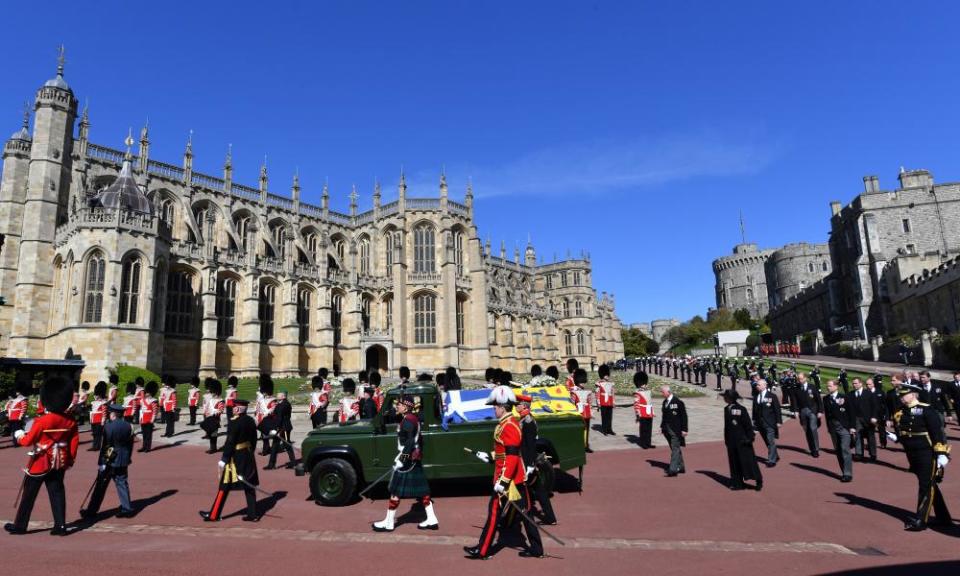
441, 385, 579, 430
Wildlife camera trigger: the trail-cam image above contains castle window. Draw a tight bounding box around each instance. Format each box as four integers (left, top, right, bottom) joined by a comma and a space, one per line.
454, 230, 465, 276
456, 296, 466, 345
414, 292, 437, 344
332, 292, 343, 346
298, 288, 311, 344
384, 296, 393, 330
902, 219, 911, 234
359, 238, 371, 275
334, 239, 345, 266
576, 330, 587, 355
906, 244, 916, 255
259, 283, 276, 342
575, 299, 583, 316
165, 271, 195, 336
361, 295, 372, 332
385, 232, 394, 269
414, 224, 435, 273
83, 253, 106, 323
272, 225, 287, 259
118, 256, 141, 325
192, 206, 210, 243
822, 261, 828, 272
562, 299, 570, 317
216, 277, 237, 339
546, 275, 553, 290
573, 270, 581, 286
746, 288, 754, 304
561, 272, 568, 287
305, 232, 318, 262
235, 216, 250, 251
564, 330, 573, 356
159, 198, 175, 227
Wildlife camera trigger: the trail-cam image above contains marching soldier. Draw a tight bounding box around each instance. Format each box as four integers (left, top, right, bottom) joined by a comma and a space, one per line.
80, 403, 135, 519
89, 382, 109, 452
309, 375, 329, 428
633, 371, 655, 449
264, 391, 296, 470
888, 382, 952, 531
722, 389, 762, 491
122, 381, 138, 423
359, 387, 378, 419
660, 385, 688, 476
752, 379, 782, 467
256, 375, 277, 455
464, 386, 543, 559
5, 376, 79, 536
5, 386, 27, 448
570, 369, 594, 453
199, 399, 261, 522
823, 380, 854, 482
187, 377, 201, 426
372, 395, 439, 532
518, 394, 557, 525
161, 377, 177, 438
794, 373, 823, 457
107, 374, 119, 404
338, 378, 360, 424
201, 380, 224, 454
225, 376, 239, 420
138, 381, 158, 453
595, 364, 615, 435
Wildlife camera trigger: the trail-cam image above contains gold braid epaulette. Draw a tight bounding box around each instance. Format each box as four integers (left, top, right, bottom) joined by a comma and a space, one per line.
893, 411, 903, 425
933, 443, 951, 455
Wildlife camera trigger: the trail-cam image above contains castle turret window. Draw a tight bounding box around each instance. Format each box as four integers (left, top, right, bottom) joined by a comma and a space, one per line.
561, 272, 568, 287
385, 232, 394, 269
118, 256, 141, 325
216, 277, 237, 339
414, 224, 436, 273
454, 230, 465, 276
564, 330, 573, 356
359, 237, 371, 275
573, 271, 581, 286
298, 288, 311, 344
83, 253, 106, 323
546, 274, 553, 289
414, 292, 436, 344
575, 299, 583, 316
576, 330, 587, 355
456, 295, 466, 345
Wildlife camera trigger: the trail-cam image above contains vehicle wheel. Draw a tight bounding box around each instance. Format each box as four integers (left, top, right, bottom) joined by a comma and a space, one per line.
535, 452, 556, 492
309, 458, 358, 506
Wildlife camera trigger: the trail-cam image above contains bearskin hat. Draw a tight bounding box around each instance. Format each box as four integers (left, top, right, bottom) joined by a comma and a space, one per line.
530, 364, 543, 378
259, 374, 274, 396
227, 375, 238, 388
398, 366, 410, 380
146, 380, 159, 396
633, 371, 649, 387
208, 379, 222, 396
40, 376, 74, 415
80, 380, 91, 392
94, 381, 108, 398
191, 375, 201, 387
573, 368, 588, 386
485, 367, 496, 382
598, 364, 610, 378
545, 366, 560, 380
499, 371, 514, 387
311, 375, 323, 389
125, 381, 136, 395
358, 370, 369, 384
566, 358, 580, 372
319, 367, 329, 379
342, 378, 356, 395
109, 373, 119, 386
369, 371, 381, 387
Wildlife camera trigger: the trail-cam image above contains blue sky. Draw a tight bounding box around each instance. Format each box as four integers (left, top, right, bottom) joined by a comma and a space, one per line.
3, 1, 960, 324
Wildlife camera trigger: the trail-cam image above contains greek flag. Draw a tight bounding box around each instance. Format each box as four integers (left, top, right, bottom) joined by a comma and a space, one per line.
441, 390, 496, 429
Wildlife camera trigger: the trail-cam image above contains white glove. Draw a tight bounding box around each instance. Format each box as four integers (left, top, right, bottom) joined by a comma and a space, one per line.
269, 429, 278, 437
886, 432, 898, 443
494, 482, 506, 494
13, 429, 25, 441
937, 455, 949, 468
475, 451, 491, 463
525, 466, 536, 477
392, 460, 403, 471
217, 460, 226, 469
98, 464, 106, 472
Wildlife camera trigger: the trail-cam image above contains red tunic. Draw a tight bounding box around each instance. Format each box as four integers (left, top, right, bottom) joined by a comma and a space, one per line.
122, 394, 138, 418
595, 378, 615, 407
6, 397, 27, 421
492, 413, 525, 485
163, 390, 177, 412
188, 388, 200, 407
225, 388, 238, 408
90, 399, 108, 425
633, 390, 654, 419
17, 412, 79, 475
139, 396, 158, 425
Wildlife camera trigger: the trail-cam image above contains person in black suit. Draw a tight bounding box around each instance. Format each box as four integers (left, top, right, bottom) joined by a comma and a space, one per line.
265, 391, 296, 470
867, 378, 888, 450
81, 403, 135, 518
823, 380, 854, 482
659, 385, 687, 477
200, 399, 260, 522
794, 373, 823, 457
947, 371, 960, 425
848, 378, 878, 462
722, 389, 762, 491
752, 379, 782, 467
918, 371, 949, 433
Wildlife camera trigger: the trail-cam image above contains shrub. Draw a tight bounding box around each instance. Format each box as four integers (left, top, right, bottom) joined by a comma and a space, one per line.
838, 344, 854, 358
112, 364, 162, 389
941, 334, 960, 365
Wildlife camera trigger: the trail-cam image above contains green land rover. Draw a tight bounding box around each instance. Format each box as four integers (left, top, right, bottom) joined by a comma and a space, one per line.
295, 383, 587, 506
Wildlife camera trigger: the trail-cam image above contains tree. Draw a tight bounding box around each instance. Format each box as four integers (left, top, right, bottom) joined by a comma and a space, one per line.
733, 308, 753, 330
621, 328, 659, 357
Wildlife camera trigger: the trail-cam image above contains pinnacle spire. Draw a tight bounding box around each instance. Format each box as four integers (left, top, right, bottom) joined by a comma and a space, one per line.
124, 127, 134, 160
292, 167, 300, 189
140, 119, 149, 143
224, 143, 233, 170
21, 103, 29, 130
80, 99, 89, 125
185, 129, 194, 156
56, 44, 66, 77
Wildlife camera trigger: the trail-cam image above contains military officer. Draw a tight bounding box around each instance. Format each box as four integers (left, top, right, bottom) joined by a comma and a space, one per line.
888, 382, 952, 531
200, 399, 261, 522
80, 403, 135, 519
264, 391, 296, 470
824, 380, 854, 482
660, 385, 688, 476
752, 379, 782, 467
517, 394, 557, 525
722, 389, 762, 491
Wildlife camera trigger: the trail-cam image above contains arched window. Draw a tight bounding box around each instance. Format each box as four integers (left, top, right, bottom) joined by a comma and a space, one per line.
822, 261, 828, 272
359, 237, 371, 275
305, 232, 318, 262
165, 270, 195, 336
414, 292, 436, 344
575, 299, 583, 316
573, 270, 581, 286
332, 238, 345, 266
746, 288, 754, 304
454, 230, 465, 276
456, 296, 466, 345
234, 215, 250, 251
216, 277, 237, 339
159, 198, 175, 226
361, 295, 372, 332
414, 224, 435, 273
298, 288, 311, 344
384, 296, 393, 330
118, 256, 142, 324
562, 299, 570, 318
259, 283, 276, 342
564, 330, 573, 356
385, 232, 394, 269
576, 330, 586, 355
545, 274, 553, 290
192, 206, 210, 243
331, 292, 343, 346
561, 272, 568, 287
83, 253, 106, 323
272, 225, 287, 259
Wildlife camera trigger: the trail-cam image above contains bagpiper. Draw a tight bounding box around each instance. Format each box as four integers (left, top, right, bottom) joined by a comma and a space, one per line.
199, 399, 261, 522
464, 386, 543, 560
5, 376, 79, 536
372, 394, 439, 532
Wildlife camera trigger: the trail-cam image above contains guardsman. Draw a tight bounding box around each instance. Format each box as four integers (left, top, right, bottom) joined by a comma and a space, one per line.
337, 378, 360, 424
107, 374, 119, 404
570, 369, 594, 453
5, 377, 79, 536
823, 380, 854, 482
309, 375, 329, 428
371, 371, 385, 412
752, 379, 782, 467
80, 403, 135, 519
564, 358, 579, 391
265, 391, 296, 470
89, 382, 109, 452
722, 389, 763, 491
595, 364, 616, 436
138, 381, 159, 453
187, 378, 201, 425
199, 399, 261, 523
5, 386, 28, 448
359, 387, 378, 419
121, 382, 138, 423
660, 385, 688, 477
75, 381, 90, 425
484, 367, 498, 389
201, 380, 224, 454
888, 382, 952, 531
255, 375, 277, 456
633, 371, 654, 449
517, 394, 557, 525
225, 376, 239, 420
714, 360, 724, 391
372, 395, 439, 532
133, 378, 146, 422
464, 386, 543, 560
161, 376, 177, 438
794, 373, 823, 457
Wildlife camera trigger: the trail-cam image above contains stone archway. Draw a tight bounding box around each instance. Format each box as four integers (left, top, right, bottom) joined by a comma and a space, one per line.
365, 344, 388, 373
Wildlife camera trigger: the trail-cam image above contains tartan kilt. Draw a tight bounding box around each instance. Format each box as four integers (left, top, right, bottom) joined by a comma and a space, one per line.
388, 461, 430, 498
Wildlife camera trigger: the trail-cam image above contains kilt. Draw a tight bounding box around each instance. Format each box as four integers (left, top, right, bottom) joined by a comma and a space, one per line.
388, 461, 430, 498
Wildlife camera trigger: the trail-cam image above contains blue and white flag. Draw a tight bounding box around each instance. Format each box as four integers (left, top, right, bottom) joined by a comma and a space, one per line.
441, 389, 496, 429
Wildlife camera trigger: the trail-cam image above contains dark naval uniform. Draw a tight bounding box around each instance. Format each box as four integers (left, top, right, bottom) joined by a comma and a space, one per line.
824, 391, 854, 481
520, 406, 557, 525
202, 409, 260, 522
82, 406, 135, 518
724, 395, 763, 490
661, 394, 687, 476
893, 397, 952, 530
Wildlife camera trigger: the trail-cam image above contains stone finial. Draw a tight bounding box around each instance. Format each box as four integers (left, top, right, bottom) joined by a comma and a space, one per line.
56, 44, 66, 78
140, 120, 149, 144
398, 167, 407, 198
79, 100, 89, 126
350, 184, 359, 215
321, 178, 329, 210
439, 168, 448, 197
224, 143, 233, 171
21, 104, 30, 131
123, 127, 134, 161
291, 168, 301, 199
259, 155, 268, 192
185, 130, 193, 157
500, 240, 506, 259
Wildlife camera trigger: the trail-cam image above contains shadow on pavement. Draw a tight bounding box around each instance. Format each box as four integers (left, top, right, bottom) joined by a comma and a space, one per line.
149, 440, 187, 452
696, 469, 731, 488
834, 491, 910, 523
791, 462, 842, 480
645, 459, 670, 472
820, 560, 960, 576
68, 488, 179, 533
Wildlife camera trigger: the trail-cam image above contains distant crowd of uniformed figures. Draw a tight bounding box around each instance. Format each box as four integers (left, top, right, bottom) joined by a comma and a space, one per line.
637, 354, 956, 532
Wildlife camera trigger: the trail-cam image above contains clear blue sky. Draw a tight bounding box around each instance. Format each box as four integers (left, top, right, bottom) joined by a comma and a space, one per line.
3, 1, 960, 325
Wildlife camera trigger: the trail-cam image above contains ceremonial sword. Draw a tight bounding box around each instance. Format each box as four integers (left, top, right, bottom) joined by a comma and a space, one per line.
236, 475, 275, 498
357, 453, 403, 499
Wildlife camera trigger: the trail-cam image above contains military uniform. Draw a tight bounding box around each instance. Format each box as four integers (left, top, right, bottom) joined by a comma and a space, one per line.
723, 391, 762, 490
891, 385, 952, 530
824, 390, 854, 481
519, 403, 556, 525
752, 388, 782, 466
201, 401, 260, 522
81, 404, 135, 518
661, 393, 687, 476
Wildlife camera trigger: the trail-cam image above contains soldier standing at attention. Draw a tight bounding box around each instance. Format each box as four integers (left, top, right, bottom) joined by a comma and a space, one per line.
5, 377, 79, 536
752, 379, 782, 467
81, 403, 135, 519
794, 373, 823, 457
107, 374, 119, 404
138, 381, 159, 453
89, 382, 109, 452
464, 386, 543, 560
200, 399, 261, 523
823, 380, 854, 482
187, 378, 201, 426
517, 394, 557, 525
256, 375, 277, 456
371, 372, 385, 412
660, 385, 688, 477
201, 380, 224, 454
564, 358, 579, 391
338, 378, 360, 423
161, 377, 177, 438
570, 369, 594, 453
309, 376, 329, 428
722, 389, 763, 491
888, 382, 952, 531
595, 364, 616, 436
633, 371, 655, 449
122, 382, 138, 423
714, 360, 724, 391
372, 395, 439, 532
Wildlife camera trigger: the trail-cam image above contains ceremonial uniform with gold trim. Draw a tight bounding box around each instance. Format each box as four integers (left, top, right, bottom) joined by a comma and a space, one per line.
202, 408, 259, 522
892, 399, 951, 530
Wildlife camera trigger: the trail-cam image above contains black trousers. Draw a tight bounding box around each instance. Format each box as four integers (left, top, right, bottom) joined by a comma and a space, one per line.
638, 418, 653, 448
209, 426, 220, 451
164, 412, 176, 437
599, 406, 614, 434
475, 485, 543, 557
903, 440, 951, 526
140, 423, 154, 452
189, 406, 198, 425
715, 374, 723, 390
267, 432, 296, 467
90, 423, 104, 451
528, 474, 556, 524
10, 420, 24, 448
14, 470, 66, 530
310, 411, 328, 428
226, 406, 234, 420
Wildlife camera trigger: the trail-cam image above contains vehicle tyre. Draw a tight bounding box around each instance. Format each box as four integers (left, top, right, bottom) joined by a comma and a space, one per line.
535, 452, 556, 492
309, 457, 358, 506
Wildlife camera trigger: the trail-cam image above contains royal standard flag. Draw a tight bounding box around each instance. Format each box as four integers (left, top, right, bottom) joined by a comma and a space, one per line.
520, 385, 580, 418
